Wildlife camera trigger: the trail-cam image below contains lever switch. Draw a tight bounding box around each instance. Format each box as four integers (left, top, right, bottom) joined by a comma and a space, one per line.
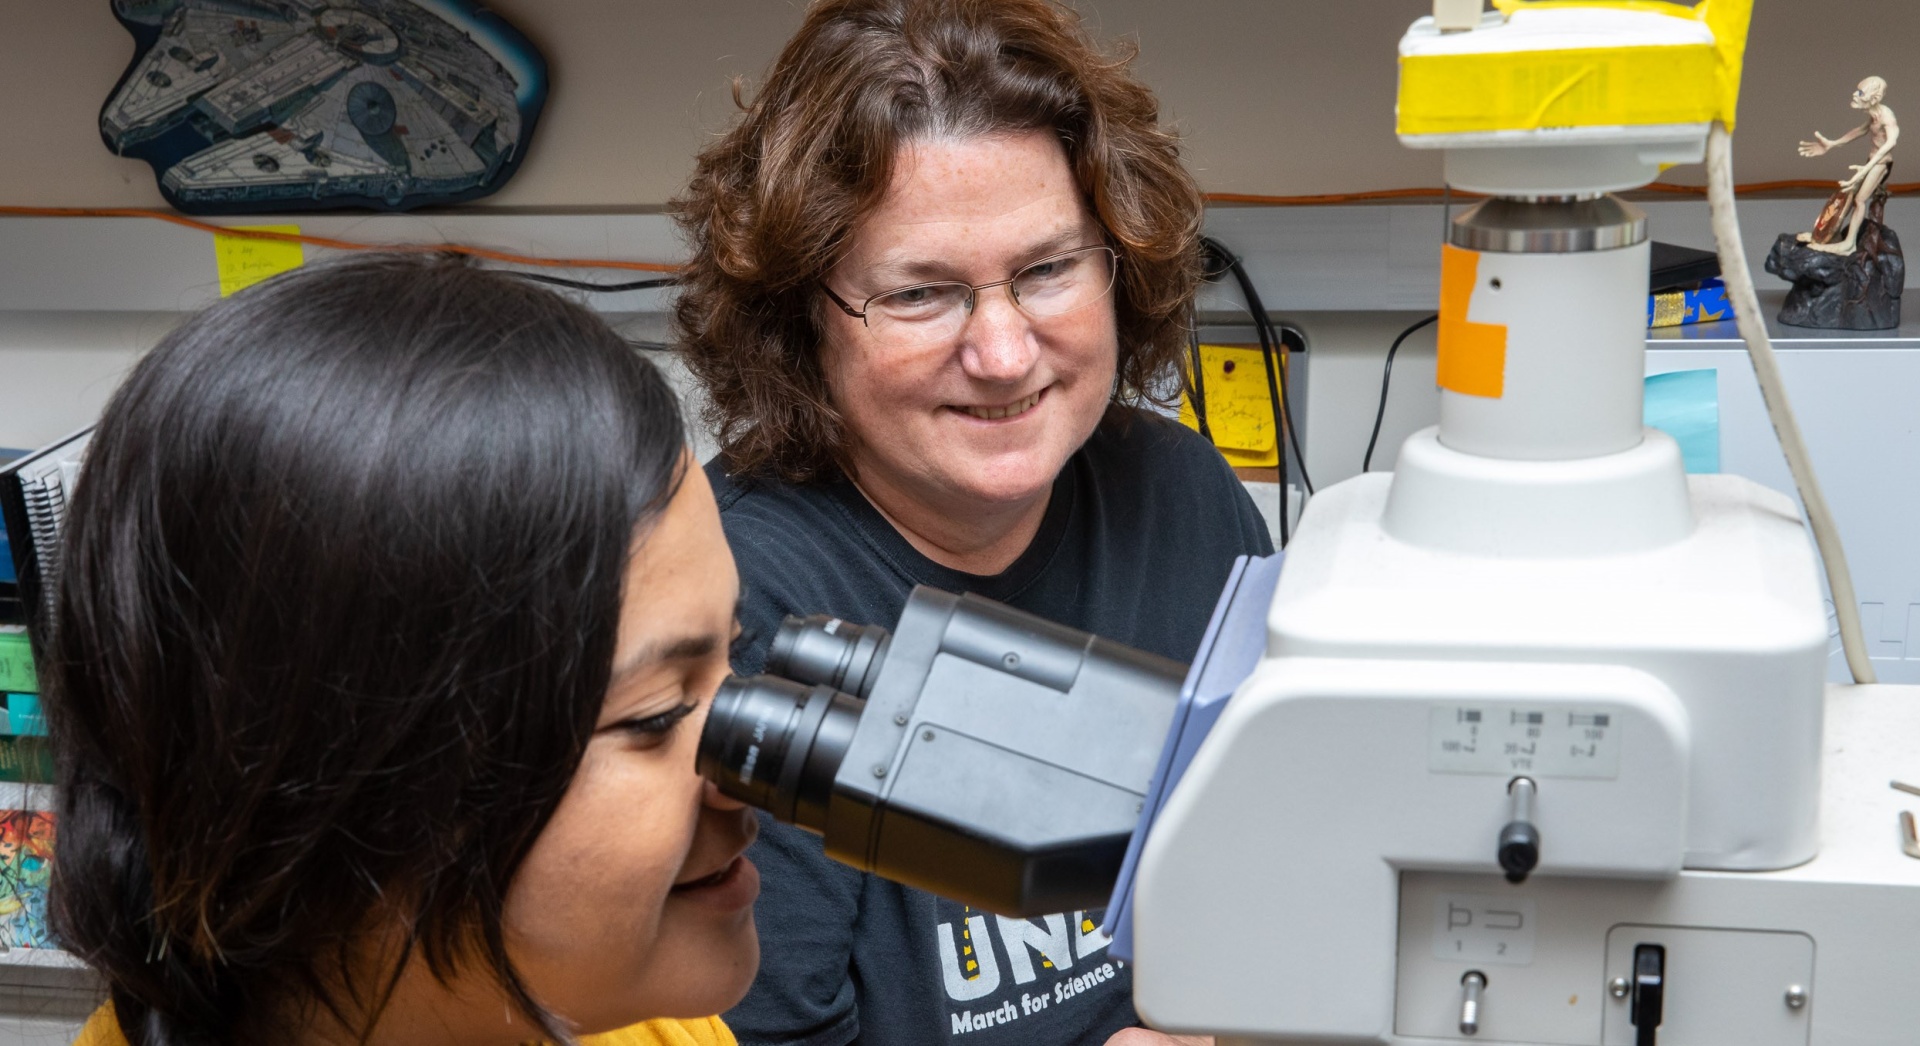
1498, 776, 1540, 883
1629, 943, 1665, 1046
1458, 970, 1487, 1035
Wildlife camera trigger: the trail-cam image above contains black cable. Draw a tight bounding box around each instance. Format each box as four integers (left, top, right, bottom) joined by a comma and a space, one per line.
1362, 314, 1439, 474
1202, 240, 1313, 497
1199, 240, 1299, 543
1186, 305, 1213, 442
503, 271, 680, 293
1197, 240, 1284, 543
484, 271, 681, 348
1258, 311, 1312, 496
498, 271, 680, 351
1200, 238, 1319, 546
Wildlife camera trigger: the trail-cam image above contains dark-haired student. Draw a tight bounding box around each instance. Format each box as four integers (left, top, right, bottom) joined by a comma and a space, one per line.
46, 255, 758, 1046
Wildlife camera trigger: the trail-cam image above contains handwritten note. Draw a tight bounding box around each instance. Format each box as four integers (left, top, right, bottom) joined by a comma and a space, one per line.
1179, 344, 1283, 468
214, 224, 305, 297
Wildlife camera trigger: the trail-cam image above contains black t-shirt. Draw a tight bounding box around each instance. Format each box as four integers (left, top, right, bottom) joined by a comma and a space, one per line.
712, 410, 1273, 1046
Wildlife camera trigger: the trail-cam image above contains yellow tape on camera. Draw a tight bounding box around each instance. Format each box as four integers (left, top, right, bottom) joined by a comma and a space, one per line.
1397, 44, 1718, 136
1397, 0, 1751, 134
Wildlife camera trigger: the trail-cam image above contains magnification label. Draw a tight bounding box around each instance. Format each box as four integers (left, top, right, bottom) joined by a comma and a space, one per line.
1433, 893, 1537, 965
1428, 703, 1621, 779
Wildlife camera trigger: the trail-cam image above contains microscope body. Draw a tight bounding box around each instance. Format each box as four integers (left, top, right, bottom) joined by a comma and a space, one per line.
700, 5, 1920, 1043
1128, 4, 1920, 1043
1126, 465, 1920, 1044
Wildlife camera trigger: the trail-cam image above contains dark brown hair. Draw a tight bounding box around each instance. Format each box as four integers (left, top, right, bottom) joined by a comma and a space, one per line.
673, 0, 1205, 481
46, 255, 686, 1044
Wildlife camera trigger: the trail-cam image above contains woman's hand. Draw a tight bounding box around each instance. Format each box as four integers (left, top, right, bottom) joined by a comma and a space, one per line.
1103, 1030, 1212, 1046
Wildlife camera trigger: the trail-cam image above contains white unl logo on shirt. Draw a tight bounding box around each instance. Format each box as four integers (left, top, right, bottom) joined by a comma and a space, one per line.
937, 907, 1117, 1028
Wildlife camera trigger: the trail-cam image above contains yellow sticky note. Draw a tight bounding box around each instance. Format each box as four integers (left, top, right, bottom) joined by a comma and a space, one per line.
214, 225, 305, 297
1178, 344, 1283, 468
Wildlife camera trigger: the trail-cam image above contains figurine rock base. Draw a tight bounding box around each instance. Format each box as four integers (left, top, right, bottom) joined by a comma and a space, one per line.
1765, 217, 1904, 331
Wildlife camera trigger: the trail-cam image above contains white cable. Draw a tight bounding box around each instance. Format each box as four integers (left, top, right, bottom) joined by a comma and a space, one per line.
1705, 122, 1876, 685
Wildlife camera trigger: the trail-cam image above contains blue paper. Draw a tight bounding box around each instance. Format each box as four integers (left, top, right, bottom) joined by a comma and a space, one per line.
3, 695, 41, 738
1646, 277, 1729, 328
1104, 552, 1284, 961
0, 448, 22, 585
1644, 369, 1720, 474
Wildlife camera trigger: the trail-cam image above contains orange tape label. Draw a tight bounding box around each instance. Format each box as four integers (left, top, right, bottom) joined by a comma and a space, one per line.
1437, 244, 1508, 399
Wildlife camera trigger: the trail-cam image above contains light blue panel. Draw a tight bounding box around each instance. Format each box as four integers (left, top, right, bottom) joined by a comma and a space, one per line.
4, 693, 42, 737
1643, 369, 1720, 473
1106, 552, 1284, 961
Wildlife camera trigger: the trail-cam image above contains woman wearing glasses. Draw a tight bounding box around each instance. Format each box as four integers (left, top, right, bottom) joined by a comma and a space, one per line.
674, 2, 1270, 1044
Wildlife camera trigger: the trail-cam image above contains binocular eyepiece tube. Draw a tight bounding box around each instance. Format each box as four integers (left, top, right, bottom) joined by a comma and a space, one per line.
697, 587, 1186, 917
700, 617, 882, 831
766, 614, 892, 698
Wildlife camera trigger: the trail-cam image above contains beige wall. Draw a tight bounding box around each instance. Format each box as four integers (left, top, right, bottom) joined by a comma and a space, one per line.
1, 1, 1914, 209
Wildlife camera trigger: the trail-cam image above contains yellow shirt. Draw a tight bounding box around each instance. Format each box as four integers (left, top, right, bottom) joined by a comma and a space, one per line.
73, 1003, 735, 1046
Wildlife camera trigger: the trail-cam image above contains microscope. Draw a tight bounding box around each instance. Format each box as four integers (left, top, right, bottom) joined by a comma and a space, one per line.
701, 2, 1920, 1042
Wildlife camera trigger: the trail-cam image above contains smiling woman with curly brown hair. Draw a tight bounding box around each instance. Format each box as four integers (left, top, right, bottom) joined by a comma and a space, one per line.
675, 0, 1205, 486
673, 2, 1270, 1045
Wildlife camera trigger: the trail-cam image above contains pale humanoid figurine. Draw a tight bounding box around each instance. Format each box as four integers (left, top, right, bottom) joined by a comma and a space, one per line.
1766, 76, 1904, 329
1797, 76, 1899, 255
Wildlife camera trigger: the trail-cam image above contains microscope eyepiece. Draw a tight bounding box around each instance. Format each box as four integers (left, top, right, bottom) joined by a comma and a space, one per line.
766, 615, 892, 698
698, 674, 864, 832
700, 613, 889, 835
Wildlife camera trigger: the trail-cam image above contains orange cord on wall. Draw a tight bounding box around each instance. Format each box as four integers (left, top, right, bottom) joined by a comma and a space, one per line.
5, 180, 1912, 267
1206, 188, 1486, 205
1203, 179, 1919, 206
0, 205, 682, 274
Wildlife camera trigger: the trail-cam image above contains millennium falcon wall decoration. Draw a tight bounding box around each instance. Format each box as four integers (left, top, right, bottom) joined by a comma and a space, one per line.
101, 0, 548, 213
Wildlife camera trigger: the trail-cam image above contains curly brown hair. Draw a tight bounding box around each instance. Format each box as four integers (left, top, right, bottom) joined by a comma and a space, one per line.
673, 0, 1205, 482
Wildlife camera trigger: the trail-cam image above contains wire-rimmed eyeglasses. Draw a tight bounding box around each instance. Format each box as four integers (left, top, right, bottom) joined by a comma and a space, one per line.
821, 245, 1118, 344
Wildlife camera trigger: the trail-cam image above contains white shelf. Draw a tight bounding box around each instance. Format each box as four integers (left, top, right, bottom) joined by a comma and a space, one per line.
0, 952, 81, 974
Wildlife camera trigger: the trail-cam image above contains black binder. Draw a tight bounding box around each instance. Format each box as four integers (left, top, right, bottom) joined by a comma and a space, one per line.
0, 429, 94, 648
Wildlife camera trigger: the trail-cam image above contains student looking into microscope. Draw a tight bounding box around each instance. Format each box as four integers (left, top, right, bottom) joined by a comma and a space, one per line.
47, 255, 759, 1046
